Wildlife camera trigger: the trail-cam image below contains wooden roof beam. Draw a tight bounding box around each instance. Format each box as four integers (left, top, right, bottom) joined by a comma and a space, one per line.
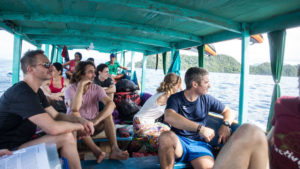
90, 0, 242, 33
0, 12, 202, 42
22, 28, 172, 48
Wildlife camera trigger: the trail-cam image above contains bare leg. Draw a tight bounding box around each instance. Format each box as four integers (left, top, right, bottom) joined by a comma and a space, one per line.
190, 156, 214, 169
158, 131, 183, 169
213, 124, 269, 169
103, 115, 129, 160
82, 136, 106, 163
19, 133, 81, 169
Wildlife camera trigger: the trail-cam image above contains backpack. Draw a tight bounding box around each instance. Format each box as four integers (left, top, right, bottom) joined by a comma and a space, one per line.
114, 92, 141, 121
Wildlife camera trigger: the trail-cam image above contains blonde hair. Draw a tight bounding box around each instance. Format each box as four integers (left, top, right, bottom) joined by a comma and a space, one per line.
157, 73, 181, 95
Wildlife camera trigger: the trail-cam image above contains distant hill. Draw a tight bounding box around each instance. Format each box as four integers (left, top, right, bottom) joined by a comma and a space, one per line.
130, 54, 299, 77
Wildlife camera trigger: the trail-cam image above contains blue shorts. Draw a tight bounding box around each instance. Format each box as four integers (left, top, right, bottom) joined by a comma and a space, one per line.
176, 135, 214, 163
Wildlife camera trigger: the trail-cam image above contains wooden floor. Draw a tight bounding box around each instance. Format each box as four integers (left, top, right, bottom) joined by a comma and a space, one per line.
81, 156, 192, 169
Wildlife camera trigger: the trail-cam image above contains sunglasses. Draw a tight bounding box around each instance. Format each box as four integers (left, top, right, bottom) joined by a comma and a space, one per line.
34, 62, 52, 69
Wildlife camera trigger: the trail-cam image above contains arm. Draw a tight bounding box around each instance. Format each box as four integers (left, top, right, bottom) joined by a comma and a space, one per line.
164, 109, 215, 142
218, 106, 235, 144
29, 113, 84, 135
45, 106, 94, 135
0, 149, 12, 157
62, 61, 70, 69
70, 80, 88, 117
119, 66, 128, 70
104, 84, 116, 94
92, 96, 116, 125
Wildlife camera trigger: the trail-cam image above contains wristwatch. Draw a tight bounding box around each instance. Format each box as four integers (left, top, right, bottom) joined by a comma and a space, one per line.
222, 121, 231, 127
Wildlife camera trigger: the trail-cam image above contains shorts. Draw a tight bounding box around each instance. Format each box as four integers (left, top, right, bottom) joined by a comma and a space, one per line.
176, 135, 214, 163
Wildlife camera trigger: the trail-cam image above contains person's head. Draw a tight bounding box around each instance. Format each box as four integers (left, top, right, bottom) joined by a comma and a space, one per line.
52, 62, 63, 76
157, 73, 181, 95
185, 67, 210, 95
110, 53, 116, 62
87, 57, 94, 63
96, 63, 109, 80
20, 50, 53, 81
74, 52, 82, 61
70, 61, 96, 83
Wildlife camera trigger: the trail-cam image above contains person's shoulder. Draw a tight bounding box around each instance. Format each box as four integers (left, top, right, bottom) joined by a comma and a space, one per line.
169, 91, 183, 100
276, 96, 299, 108
107, 77, 114, 83
65, 83, 76, 92
105, 61, 110, 64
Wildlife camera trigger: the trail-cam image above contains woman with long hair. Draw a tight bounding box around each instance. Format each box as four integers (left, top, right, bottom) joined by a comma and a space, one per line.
41, 62, 69, 112
63, 52, 82, 78
132, 73, 182, 152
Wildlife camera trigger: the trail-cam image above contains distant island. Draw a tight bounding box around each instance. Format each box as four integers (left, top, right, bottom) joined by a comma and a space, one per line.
130, 54, 299, 77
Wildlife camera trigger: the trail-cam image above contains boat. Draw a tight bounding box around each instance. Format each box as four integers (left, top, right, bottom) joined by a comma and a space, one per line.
1, 0, 300, 168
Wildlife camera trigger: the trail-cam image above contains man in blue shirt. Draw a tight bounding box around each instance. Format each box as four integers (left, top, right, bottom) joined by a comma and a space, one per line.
158, 67, 234, 169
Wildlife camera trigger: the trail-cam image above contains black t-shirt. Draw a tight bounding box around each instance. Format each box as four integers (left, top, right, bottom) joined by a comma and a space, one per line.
94, 77, 114, 88
0, 81, 50, 150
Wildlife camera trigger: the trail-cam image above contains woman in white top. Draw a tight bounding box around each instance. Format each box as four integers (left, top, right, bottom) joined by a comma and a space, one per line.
132, 73, 181, 152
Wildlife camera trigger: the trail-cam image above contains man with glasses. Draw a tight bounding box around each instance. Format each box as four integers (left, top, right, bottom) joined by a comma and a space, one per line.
0, 50, 94, 169
158, 67, 234, 169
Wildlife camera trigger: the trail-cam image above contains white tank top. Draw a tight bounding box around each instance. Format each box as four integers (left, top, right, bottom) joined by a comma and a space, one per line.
134, 92, 166, 124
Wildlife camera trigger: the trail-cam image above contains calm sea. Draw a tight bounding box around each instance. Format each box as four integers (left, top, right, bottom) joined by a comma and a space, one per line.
0, 61, 298, 130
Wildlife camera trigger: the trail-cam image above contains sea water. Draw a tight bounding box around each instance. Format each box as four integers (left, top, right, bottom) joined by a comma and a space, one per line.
0, 62, 298, 130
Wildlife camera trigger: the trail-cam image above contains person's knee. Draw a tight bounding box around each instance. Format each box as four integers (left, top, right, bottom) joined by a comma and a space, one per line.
232, 124, 267, 146
57, 132, 76, 145
158, 131, 176, 149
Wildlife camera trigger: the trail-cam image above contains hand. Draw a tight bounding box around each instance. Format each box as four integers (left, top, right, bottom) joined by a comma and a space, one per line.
0, 149, 12, 157
199, 126, 215, 142
218, 125, 231, 144
79, 118, 95, 136
78, 78, 92, 88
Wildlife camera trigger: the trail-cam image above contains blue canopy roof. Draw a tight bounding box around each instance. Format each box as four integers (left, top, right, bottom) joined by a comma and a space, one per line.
0, 0, 300, 55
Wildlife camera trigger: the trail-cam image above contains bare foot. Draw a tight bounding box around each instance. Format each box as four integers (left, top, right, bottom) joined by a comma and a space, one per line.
94, 151, 106, 163
109, 149, 129, 160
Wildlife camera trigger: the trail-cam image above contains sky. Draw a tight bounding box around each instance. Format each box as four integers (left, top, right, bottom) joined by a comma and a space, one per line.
0, 26, 299, 66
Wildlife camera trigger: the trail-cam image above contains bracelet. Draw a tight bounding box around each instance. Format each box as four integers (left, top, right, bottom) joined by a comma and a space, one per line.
196, 124, 202, 133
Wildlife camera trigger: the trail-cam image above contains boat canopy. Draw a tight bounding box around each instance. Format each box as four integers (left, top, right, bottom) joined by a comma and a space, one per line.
0, 0, 300, 55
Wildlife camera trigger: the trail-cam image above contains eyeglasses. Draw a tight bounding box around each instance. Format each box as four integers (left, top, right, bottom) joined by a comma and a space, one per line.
34, 62, 52, 69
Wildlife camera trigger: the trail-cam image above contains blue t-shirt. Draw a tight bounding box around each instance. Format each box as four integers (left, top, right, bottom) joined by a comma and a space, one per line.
166, 91, 225, 141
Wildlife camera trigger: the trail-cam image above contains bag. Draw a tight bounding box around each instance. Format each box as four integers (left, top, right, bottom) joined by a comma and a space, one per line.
114, 92, 141, 106
116, 79, 139, 92
114, 92, 141, 121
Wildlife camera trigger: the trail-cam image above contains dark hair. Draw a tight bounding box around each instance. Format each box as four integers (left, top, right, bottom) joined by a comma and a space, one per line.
53, 62, 63, 75
110, 53, 116, 58
20, 50, 45, 74
96, 63, 108, 76
185, 67, 209, 89
87, 57, 94, 62
75, 52, 82, 60
70, 61, 95, 83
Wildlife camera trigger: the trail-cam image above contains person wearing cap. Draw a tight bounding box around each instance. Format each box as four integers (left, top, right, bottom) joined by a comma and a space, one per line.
105, 53, 127, 76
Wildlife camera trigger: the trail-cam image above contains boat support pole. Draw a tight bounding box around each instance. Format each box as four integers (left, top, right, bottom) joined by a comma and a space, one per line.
162, 52, 167, 75
122, 51, 126, 67
238, 24, 250, 125
130, 51, 135, 80
141, 53, 147, 97
197, 45, 205, 68
50, 44, 56, 63
12, 34, 22, 85
45, 44, 50, 58
57, 48, 63, 63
